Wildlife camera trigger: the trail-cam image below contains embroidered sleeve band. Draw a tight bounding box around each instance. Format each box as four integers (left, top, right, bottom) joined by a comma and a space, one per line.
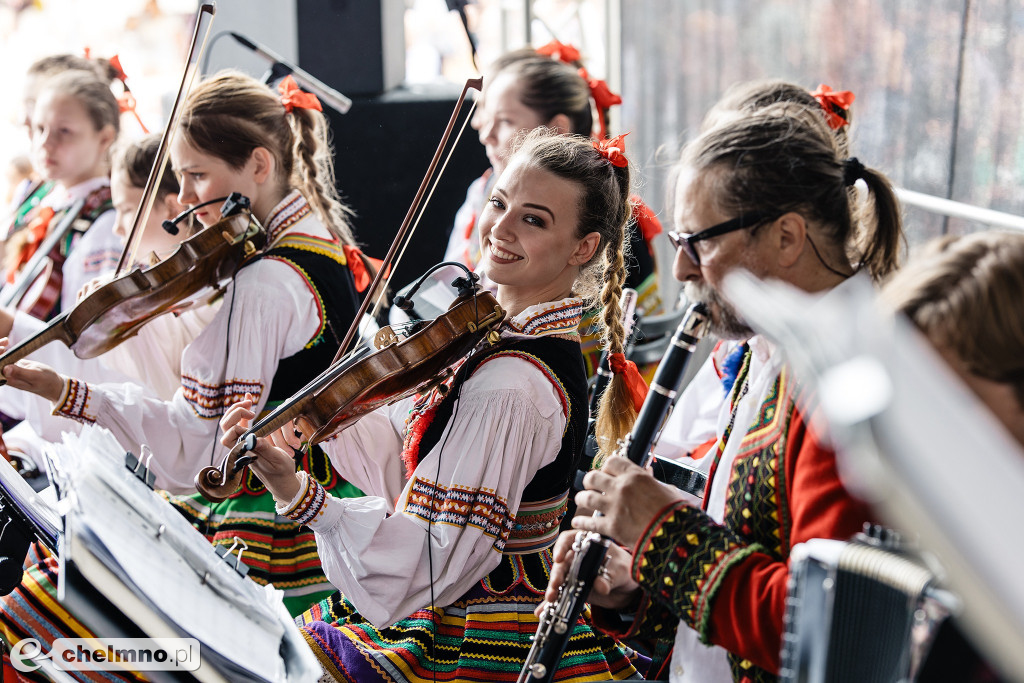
53, 378, 97, 425
282, 471, 330, 527
631, 500, 765, 643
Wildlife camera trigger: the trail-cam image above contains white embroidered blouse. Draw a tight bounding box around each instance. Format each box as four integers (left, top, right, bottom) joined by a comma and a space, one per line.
48, 191, 338, 494
280, 297, 584, 628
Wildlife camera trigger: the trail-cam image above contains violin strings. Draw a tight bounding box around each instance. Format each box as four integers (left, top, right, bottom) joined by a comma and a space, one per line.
364, 97, 479, 325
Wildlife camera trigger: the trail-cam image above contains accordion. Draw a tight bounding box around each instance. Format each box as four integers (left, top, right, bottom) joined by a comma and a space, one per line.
780, 535, 939, 683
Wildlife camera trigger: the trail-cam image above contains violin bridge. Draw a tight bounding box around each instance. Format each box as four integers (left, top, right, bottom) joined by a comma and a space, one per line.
374, 325, 400, 350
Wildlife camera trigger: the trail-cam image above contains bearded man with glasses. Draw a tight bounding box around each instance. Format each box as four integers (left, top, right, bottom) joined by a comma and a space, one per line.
544, 103, 904, 683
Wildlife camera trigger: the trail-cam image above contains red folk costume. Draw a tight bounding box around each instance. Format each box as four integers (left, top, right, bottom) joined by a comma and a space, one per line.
597, 330, 872, 683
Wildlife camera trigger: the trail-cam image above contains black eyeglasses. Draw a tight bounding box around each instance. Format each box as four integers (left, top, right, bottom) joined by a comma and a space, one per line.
668, 211, 778, 266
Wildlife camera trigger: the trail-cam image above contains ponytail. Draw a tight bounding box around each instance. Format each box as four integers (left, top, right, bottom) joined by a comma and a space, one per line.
851, 165, 903, 280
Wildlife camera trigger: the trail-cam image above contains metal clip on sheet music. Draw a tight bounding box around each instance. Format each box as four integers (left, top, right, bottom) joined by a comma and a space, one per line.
214, 537, 250, 577
124, 448, 156, 490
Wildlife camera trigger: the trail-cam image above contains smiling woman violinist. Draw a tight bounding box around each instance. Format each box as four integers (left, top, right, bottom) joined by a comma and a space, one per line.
219, 131, 647, 682
0, 70, 372, 645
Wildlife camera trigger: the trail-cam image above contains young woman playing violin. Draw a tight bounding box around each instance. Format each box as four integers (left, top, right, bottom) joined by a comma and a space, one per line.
0, 71, 370, 648
219, 131, 647, 683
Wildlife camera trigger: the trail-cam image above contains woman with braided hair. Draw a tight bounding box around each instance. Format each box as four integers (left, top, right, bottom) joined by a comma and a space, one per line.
220, 131, 647, 682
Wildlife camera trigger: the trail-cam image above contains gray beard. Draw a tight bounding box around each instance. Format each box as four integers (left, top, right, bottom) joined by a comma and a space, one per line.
684, 281, 755, 340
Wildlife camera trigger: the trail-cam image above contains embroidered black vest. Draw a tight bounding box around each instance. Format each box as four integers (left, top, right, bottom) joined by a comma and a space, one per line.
414, 335, 589, 504
257, 243, 360, 404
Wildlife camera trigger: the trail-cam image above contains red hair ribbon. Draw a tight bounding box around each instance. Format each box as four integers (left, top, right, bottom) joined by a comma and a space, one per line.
278, 75, 323, 113
809, 84, 855, 130
578, 68, 621, 139
629, 195, 663, 243
608, 352, 648, 412
593, 132, 629, 168
342, 245, 389, 293
536, 40, 581, 64
117, 91, 150, 134
109, 55, 129, 84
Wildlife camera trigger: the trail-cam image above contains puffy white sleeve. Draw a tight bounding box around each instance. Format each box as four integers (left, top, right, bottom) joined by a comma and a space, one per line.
50, 259, 320, 494
319, 397, 412, 504
298, 356, 566, 627
61, 209, 120, 313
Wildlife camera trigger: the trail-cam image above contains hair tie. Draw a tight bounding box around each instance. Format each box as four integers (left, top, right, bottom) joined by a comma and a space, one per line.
593, 133, 629, 168
810, 83, 855, 130
278, 75, 323, 113
608, 352, 648, 412
843, 157, 866, 186
535, 39, 581, 64
578, 68, 622, 140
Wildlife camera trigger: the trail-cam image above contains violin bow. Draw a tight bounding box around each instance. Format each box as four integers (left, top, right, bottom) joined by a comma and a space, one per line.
115, 3, 216, 275
329, 77, 483, 366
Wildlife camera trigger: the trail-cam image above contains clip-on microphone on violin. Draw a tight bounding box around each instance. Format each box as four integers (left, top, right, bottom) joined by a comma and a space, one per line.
161, 193, 249, 235
393, 262, 480, 332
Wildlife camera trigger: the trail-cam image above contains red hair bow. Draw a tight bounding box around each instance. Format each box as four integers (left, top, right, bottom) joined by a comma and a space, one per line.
536, 40, 581, 64
578, 68, 622, 139
109, 54, 129, 84
593, 133, 629, 168
810, 83, 855, 130
629, 196, 663, 243
608, 352, 648, 412
278, 75, 323, 113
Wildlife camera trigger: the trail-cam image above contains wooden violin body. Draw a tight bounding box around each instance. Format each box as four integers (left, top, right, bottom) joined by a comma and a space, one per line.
0, 209, 265, 379
195, 288, 505, 502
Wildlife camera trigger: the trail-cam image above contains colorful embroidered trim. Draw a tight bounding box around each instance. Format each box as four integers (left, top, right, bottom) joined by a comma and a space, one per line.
631, 500, 765, 643
284, 474, 330, 527
476, 350, 571, 435
274, 233, 347, 266
512, 299, 584, 337
265, 190, 311, 243
505, 492, 568, 554
53, 378, 96, 425
180, 374, 263, 419
404, 477, 513, 552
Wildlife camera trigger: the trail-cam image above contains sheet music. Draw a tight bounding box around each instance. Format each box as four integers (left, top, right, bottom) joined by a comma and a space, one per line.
0, 458, 61, 547
48, 427, 320, 683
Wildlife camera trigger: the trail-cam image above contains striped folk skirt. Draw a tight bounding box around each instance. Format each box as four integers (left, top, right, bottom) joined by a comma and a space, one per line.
297, 549, 649, 683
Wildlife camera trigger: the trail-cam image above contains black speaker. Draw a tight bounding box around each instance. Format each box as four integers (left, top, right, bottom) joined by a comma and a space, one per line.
296, 0, 405, 97
326, 84, 490, 291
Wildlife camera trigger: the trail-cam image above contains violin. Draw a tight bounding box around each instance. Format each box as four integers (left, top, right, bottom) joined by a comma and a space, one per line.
195, 77, 490, 502
0, 194, 264, 380
0, 196, 86, 321
195, 271, 504, 502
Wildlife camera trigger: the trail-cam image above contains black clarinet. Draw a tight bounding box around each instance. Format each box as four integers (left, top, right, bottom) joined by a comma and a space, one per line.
518, 302, 711, 683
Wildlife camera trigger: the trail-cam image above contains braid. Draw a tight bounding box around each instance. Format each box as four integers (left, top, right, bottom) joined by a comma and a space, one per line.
594, 231, 633, 463
288, 109, 356, 246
